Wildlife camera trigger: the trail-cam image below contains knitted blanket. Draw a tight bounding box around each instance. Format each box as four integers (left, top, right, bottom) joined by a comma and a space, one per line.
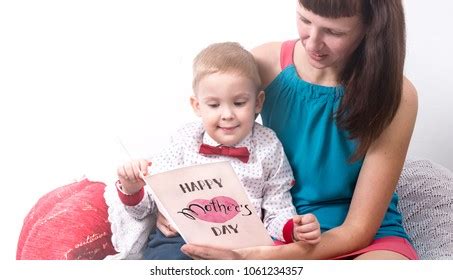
103, 184, 156, 259
396, 158, 453, 259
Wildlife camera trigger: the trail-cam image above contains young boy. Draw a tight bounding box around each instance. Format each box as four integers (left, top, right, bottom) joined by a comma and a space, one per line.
113, 42, 320, 259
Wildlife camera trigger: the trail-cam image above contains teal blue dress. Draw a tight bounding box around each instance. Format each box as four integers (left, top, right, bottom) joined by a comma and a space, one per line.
261, 41, 409, 240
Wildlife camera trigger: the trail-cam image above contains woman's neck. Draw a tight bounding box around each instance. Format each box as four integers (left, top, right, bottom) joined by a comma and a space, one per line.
294, 41, 342, 87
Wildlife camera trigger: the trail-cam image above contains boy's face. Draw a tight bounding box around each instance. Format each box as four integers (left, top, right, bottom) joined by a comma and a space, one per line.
191, 72, 264, 146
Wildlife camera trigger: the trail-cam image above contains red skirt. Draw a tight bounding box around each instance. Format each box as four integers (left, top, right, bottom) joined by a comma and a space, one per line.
273, 236, 418, 259
333, 236, 418, 260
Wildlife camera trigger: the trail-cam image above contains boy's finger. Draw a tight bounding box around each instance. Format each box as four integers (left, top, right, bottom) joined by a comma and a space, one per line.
292, 215, 302, 224
305, 230, 321, 239
140, 160, 152, 176
301, 213, 316, 224
129, 162, 139, 182
297, 231, 320, 241
134, 161, 145, 181
117, 166, 126, 178
123, 165, 133, 181
296, 222, 319, 233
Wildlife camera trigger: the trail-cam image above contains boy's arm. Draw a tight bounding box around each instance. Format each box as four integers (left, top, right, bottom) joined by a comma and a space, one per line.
116, 181, 155, 220
261, 134, 298, 243
117, 129, 186, 219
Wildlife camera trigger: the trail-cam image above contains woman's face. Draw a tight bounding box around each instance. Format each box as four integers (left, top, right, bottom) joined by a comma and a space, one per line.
296, 4, 366, 71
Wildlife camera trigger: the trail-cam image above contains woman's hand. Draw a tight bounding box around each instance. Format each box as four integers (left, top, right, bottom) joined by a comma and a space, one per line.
117, 159, 151, 194
156, 212, 178, 237
181, 244, 243, 260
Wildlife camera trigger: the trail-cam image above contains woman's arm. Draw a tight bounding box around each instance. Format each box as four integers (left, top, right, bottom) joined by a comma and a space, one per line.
341, 77, 418, 247
251, 42, 282, 88
182, 78, 418, 260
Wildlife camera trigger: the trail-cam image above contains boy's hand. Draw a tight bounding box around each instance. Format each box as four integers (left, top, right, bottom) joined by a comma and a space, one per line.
117, 159, 151, 195
292, 213, 321, 244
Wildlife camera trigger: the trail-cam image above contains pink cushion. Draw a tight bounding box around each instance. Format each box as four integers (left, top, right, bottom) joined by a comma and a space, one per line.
16, 179, 117, 260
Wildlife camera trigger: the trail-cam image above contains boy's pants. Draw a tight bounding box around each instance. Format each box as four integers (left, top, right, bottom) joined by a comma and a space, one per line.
142, 228, 192, 260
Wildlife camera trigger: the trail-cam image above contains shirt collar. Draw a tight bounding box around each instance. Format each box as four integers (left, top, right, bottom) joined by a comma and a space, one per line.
202, 130, 253, 150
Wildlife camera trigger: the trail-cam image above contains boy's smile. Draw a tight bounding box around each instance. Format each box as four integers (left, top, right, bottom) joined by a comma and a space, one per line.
218, 125, 239, 133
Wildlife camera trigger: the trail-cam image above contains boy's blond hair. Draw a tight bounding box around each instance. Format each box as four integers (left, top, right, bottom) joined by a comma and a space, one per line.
192, 42, 262, 93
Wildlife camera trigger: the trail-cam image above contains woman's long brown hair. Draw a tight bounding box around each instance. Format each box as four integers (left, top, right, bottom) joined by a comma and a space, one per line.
299, 0, 406, 161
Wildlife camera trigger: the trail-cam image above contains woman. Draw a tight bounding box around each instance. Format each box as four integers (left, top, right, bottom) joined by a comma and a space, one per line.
165, 0, 418, 259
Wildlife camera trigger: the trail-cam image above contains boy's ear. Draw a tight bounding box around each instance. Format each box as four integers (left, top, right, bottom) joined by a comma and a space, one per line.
190, 95, 201, 117
255, 90, 265, 113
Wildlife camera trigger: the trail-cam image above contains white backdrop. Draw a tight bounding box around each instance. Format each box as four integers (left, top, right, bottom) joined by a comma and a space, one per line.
1, 0, 452, 261
404, 1, 453, 171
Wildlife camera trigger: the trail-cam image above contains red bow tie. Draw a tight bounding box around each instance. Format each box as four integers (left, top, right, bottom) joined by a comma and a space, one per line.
199, 143, 250, 163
